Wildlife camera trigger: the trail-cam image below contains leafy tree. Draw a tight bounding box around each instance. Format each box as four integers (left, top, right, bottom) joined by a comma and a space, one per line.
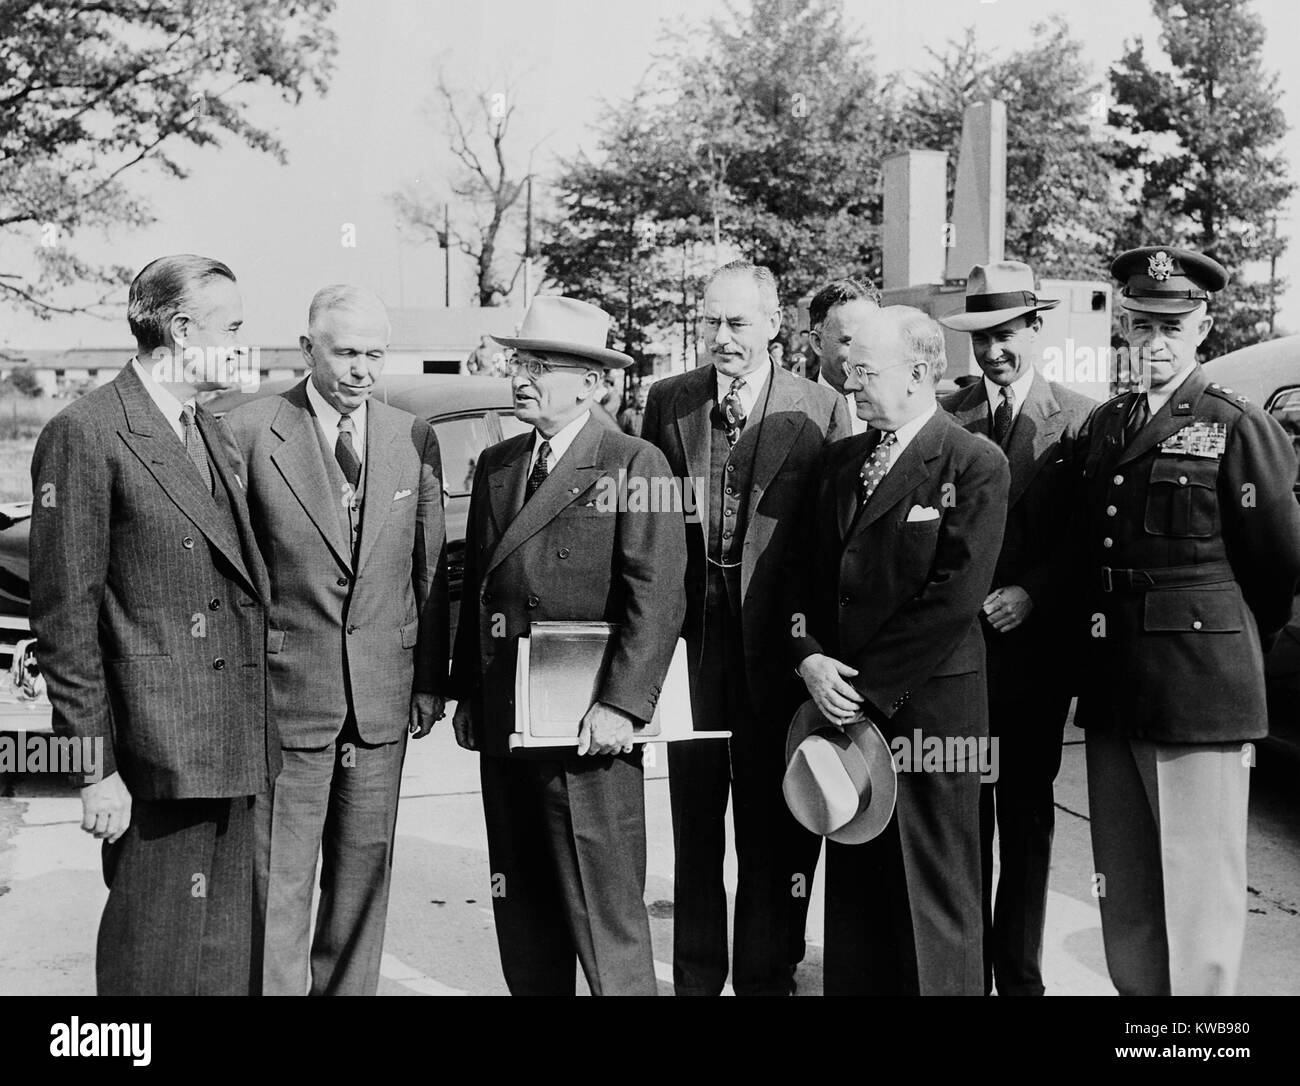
1109, 0, 1292, 355
0, 0, 337, 320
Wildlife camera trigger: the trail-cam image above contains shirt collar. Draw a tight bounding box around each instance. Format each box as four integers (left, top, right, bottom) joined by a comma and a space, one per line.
715, 361, 771, 404
305, 377, 367, 433
533, 410, 591, 468
1146, 362, 1198, 415
983, 367, 1036, 413
887, 402, 938, 454
131, 356, 192, 425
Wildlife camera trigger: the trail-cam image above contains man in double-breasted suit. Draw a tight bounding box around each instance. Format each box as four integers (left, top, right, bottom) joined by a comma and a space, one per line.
788, 305, 1009, 996
641, 260, 850, 996
225, 285, 449, 996
449, 296, 686, 996
939, 262, 1095, 995
30, 254, 279, 995
1072, 247, 1300, 995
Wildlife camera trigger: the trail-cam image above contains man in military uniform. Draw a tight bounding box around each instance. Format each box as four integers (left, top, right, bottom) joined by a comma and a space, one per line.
1073, 246, 1300, 996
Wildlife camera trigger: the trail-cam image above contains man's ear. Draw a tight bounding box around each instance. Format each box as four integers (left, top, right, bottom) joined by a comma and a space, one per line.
1195, 313, 1215, 346
809, 328, 824, 357
766, 309, 782, 340
169, 311, 192, 348
299, 334, 315, 368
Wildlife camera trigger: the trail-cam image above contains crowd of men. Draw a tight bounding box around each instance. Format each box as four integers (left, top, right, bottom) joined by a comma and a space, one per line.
29, 245, 1300, 998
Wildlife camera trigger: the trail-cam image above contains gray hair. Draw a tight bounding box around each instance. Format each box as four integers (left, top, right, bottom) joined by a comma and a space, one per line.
128, 255, 236, 352
884, 305, 947, 381
307, 284, 391, 337
705, 259, 780, 314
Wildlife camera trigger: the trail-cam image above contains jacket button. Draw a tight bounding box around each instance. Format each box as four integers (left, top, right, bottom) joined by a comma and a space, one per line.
722, 530, 732, 540
1106, 505, 1117, 517
337, 576, 348, 587
526, 595, 539, 608
213, 658, 225, 670
1113, 474, 1124, 485
347, 624, 358, 634
1192, 620, 1203, 630
558, 548, 570, 559
1102, 537, 1113, 548
724, 509, 734, 517
726, 464, 735, 473
840, 595, 852, 606
1178, 475, 1189, 486
182, 537, 195, 549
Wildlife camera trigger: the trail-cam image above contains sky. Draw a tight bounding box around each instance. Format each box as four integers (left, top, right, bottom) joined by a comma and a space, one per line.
5, 0, 1300, 350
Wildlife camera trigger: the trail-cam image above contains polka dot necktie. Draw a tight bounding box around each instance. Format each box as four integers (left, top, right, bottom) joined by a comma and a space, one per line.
859, 431, 897, 505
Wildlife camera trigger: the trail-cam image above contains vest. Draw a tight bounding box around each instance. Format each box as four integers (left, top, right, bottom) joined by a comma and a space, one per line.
706, 377, 773, 607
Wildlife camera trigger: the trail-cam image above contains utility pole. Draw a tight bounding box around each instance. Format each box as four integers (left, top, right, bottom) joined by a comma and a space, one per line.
1269, 214, 1278, 338
523, 175, 534, 307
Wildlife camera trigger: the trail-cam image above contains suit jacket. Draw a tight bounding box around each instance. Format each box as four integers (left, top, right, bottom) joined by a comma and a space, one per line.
29, 363, 278, 800
789, 408, 1010, 729
1071, 364, 1300, 743
641, 363, 851, 724
225, 379, 449, 748
941, 371, 1095, 694
449, 415, 687, 758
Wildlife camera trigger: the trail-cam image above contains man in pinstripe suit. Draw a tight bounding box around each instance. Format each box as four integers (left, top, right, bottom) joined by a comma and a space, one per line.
29, 255, 279, 995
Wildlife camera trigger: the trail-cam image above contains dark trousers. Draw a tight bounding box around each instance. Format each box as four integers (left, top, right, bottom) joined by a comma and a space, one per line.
669, 567, 792, 997
979, 687, 1071, 995
98, 795, 256, 996
480, 749, 656, 996
787, 822, 824, 969
255, 718, 406, 996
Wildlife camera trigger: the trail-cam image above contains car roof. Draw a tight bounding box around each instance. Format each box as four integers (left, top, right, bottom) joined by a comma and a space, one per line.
204, 374, 515, 419
1204, 334, 1300, 408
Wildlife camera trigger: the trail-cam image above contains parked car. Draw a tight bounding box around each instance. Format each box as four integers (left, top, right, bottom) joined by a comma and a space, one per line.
1205, 337, 1300, 757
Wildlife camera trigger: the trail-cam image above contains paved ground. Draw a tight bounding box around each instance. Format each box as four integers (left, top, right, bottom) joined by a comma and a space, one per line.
2, 708, 1298, 996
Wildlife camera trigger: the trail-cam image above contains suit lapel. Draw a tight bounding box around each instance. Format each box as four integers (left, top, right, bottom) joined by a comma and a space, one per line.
198, 408, 270, 602
1119, 366, 1209, 466
949, 380, 992, 439
268, 382, 353, 572
487, 434, 533, 534
114, 365, 258, 597
356, 401, 403, 575
484, 417, 607, 579
851, 411, 944, 536
748, 366, 805, 498
836, 432, 876, 539
1005, 372, 1066, 508
673, 365, 716, 532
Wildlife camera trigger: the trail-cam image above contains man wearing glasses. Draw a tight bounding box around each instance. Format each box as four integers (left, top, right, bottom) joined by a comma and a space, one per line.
449, 296, 686, 996
787, 305, 1009, 995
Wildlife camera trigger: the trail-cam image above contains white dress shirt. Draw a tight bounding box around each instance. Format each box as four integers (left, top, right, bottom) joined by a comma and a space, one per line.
819, 370, 871, 435
1146, 362, 1198, 416
306, 377, 367, 476
983, 367, 1037, 427
715, 363, 772, 419
131, 357, 193, 443
530, 410, 591, 475
881, 403, 938, 473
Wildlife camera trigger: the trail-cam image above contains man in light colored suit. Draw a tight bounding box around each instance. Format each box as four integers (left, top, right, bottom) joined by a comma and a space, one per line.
30, 254, 279, 995
225, 285, 449, 996
788, 306, 1009, 995
641, 260, 850, 996
450, 296, 686, 995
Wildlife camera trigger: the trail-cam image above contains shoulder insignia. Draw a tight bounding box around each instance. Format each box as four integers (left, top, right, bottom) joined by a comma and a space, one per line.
1203, 382, 1249, 410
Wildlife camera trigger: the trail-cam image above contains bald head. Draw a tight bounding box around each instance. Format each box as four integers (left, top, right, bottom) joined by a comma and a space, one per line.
300, 285, 391, 413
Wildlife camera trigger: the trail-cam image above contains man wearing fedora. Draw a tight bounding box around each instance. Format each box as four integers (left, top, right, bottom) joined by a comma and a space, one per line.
787, 305, 1008, 996
449, 296, 687, 996
938, 261, 1094, 996
641, 260, 850, 996
1071, 246, 1300, 996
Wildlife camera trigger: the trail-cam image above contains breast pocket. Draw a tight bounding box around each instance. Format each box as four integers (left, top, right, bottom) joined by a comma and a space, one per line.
1144, 458, 1218, 538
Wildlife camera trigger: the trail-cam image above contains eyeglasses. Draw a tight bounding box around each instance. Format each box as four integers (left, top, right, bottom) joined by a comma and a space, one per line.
841, 359, 916, 382
507, 353, 597, 381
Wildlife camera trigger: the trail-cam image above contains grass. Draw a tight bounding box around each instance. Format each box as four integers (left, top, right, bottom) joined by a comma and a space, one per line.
0, 395, 66, 502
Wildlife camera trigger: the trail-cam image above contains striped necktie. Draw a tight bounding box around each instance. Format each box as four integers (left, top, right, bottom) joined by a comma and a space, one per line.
336, 413, 361, 488
179, 404, 214, 494
525, 440, 551, 503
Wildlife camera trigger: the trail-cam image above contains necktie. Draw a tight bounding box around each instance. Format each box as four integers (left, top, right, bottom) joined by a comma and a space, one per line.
992, 385, 1015, 447
525, 440, 551, 503
335, 413, 361, 488
859, 431, 897, 505
179, 404, 214, 494
721, 378, 746, 447
1122, 392, 1150, 449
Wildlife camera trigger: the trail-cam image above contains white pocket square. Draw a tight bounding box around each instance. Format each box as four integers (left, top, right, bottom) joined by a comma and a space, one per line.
906, 504, 940, 522
393, 488, 413, 501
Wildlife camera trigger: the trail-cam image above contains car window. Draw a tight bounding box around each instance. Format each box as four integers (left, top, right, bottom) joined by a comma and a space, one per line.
1267, 386, 1300, 493
431, 413, 496, 497
498, 411, 531, 441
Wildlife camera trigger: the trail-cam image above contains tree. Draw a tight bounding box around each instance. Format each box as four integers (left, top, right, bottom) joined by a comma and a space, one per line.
1109, 0, 1293, 355
0, 0, 337, 320
898, 18, 1129, 280
393, 76, 539, 307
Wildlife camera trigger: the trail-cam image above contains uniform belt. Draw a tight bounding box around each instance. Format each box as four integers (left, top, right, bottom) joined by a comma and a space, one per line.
1098, 561, 1234, 593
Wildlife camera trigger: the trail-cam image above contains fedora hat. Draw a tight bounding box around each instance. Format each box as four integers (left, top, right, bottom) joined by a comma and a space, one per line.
938, 261, 1060, 333
491, 295, 633, 369
783, 700, 897, 846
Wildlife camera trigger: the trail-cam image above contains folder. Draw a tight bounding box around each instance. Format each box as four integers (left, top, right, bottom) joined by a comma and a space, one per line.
510, 621, 730, 751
